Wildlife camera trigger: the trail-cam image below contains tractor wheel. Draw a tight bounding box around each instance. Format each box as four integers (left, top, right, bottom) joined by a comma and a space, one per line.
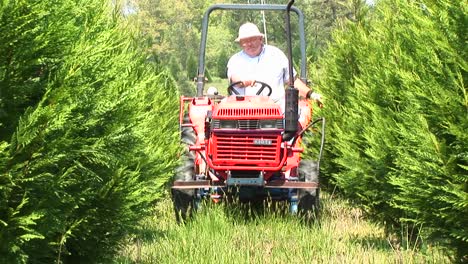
171, 154, 196, 223
297, 160, 320, 223
171, 120, 197, 223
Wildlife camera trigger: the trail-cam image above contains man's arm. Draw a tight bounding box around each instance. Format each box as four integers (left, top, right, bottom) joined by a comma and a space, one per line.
294, 78, 324, 108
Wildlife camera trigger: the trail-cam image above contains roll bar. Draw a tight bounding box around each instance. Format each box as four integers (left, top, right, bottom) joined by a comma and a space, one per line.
195, 4, 307, 97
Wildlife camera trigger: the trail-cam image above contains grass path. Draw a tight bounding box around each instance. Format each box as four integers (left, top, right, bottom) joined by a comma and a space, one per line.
116, 191, 450, 263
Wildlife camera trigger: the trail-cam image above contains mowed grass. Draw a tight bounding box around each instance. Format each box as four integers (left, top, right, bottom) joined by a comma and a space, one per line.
115, 191, 450, 263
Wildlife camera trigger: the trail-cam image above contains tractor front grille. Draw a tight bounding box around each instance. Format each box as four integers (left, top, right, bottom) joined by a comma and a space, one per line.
238, 119, 259, 129
210, 133, 282, 167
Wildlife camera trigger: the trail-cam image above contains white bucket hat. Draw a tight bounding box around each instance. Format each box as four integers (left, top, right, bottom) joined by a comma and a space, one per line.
235, 23, 264, 42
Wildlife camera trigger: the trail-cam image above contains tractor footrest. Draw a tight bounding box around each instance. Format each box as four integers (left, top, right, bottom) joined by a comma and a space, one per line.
265, 180, 319, 189
172, 180, 225, 189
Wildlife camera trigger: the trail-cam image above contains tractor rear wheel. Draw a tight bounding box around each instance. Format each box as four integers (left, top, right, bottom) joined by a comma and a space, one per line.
297, 160, 320, 223
171, 119, 197, 223
171, 154, 196, 223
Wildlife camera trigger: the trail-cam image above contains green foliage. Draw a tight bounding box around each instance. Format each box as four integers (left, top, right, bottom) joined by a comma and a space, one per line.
0, 0, 83, 140
0, 0, 180, 262
314, 0, 467, 259
299, 0, 365, 62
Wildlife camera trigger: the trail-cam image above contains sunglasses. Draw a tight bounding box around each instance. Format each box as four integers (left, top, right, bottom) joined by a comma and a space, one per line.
239, 37, 262, 47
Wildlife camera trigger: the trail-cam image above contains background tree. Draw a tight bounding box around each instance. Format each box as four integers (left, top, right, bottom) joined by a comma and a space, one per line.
128, 0, 215, 95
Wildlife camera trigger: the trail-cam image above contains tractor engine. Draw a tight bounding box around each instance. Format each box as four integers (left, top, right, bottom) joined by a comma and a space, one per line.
207, 96, 287, 181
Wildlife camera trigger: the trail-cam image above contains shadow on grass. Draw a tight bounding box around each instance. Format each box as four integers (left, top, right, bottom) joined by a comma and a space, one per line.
348, 234, 392, 252
219, 192, 321, 227
126, 227, 167, 244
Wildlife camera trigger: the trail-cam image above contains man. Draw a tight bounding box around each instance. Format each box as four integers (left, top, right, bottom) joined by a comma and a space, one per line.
227, 22, 323, 108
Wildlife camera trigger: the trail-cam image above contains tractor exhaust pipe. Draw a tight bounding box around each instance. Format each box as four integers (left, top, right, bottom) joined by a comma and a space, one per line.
283, 87, 298, 141
283, 0, 298, 141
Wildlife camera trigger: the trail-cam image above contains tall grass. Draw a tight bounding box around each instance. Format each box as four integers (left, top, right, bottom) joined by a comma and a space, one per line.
116, 191, 450, 263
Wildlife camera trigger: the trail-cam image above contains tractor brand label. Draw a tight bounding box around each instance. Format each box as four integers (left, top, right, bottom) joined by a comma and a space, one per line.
253, 139, 273, 145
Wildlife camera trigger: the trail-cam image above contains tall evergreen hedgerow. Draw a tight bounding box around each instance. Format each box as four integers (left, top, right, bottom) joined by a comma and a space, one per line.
313, 0, 467, 260
1, 0, 180, 263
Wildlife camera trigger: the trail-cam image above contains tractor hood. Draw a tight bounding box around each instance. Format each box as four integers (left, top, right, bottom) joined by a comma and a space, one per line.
212, 96, 283, 119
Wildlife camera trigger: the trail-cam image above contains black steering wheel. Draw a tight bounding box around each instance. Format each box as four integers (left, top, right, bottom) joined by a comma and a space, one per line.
227, 81, 272, 96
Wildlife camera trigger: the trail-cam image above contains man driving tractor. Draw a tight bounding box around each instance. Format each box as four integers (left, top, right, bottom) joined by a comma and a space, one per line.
227, 22, 324, 111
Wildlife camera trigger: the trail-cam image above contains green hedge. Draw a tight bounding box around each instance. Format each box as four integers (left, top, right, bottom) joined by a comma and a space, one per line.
0, 0, 179, 262
313, 0, 467, 261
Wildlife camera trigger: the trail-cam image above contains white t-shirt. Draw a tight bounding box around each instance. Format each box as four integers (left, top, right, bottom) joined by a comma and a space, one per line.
227, 45, 296, 105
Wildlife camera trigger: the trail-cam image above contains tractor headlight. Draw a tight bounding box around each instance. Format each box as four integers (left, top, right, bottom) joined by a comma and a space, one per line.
259, 119, 283, 129
259, 120, 276, 129
219, 120, 238, 129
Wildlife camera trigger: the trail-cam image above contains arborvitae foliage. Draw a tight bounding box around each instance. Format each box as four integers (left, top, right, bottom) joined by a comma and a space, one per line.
0, 0, 180, 263
313, 0, 467, 260
0, 0, 82, 140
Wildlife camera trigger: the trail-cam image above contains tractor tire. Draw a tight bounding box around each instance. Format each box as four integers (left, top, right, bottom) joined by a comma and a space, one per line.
297, 160, 320, 223
171, 120, 197, 223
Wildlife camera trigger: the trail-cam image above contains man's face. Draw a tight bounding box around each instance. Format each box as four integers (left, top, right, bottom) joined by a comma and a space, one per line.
239, 36, 263, 57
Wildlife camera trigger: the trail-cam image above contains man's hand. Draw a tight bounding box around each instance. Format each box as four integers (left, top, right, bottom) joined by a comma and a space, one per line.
241, 79, 256, 87
307, 91, 324, 108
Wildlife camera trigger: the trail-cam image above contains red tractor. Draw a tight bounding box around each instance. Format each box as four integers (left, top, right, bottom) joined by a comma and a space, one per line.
172, 1, 325, 223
